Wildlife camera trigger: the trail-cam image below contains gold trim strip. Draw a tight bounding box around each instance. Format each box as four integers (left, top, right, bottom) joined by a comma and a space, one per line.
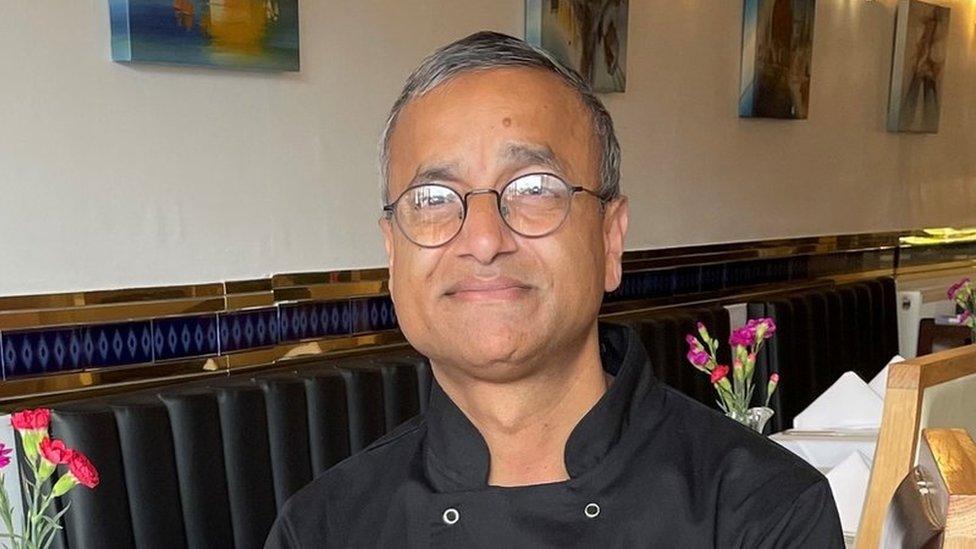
225, 293, 275, 311
897, 260, 976, 278
0, 297, 226, 331
272, 268, 389, 288
0, 356, 225, 407
600, 280, 834, 319
224, 279, 273, 294
274, 281, 390, 303
0, 283, 224, 313
277, 332, 406, 360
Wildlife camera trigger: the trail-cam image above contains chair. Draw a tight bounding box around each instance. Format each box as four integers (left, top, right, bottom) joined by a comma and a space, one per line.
857, 345, 976, 548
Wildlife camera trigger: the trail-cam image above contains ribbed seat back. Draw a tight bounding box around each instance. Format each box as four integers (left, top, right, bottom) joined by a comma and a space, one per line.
747, 277, 899, 431
611, 304, 733, 406
31, 350, 431, 548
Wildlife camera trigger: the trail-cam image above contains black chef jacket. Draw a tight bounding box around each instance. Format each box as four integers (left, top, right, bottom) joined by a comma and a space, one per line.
265, 323, 844, 548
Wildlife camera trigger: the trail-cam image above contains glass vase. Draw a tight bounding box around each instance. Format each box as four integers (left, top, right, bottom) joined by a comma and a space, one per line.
726, 406, 775, 434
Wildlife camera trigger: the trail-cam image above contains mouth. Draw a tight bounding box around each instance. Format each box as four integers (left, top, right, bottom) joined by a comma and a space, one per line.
444, 277, 533, 302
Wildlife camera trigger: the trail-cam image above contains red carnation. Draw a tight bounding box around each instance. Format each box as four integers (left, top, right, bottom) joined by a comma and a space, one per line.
10, 408, 51, 432
710, 364, 730, 384
39, 438, 74, 465
67, 451, 99, 489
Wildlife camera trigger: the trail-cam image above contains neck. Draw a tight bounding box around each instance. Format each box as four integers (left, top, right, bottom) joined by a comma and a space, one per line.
432, 326, 610, 487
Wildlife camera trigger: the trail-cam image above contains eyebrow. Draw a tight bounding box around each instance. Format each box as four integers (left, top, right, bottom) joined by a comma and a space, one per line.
501, 143, 565, 175
406, 163, 463, 189
402, 143, 566, 192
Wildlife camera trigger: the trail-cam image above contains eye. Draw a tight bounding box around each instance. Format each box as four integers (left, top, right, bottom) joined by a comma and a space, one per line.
409, 186, 457, 210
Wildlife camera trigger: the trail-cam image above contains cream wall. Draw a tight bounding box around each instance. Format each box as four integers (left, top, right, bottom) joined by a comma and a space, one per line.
1, 0, 974, 296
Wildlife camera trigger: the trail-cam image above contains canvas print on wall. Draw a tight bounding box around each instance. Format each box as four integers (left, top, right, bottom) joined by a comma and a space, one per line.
525, 0, 628, 93
739, 0, 817, 119
109, 0, 299, 71
887, 0, 950, 133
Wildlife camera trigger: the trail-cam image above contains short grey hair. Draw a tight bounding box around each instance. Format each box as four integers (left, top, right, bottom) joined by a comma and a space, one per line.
378, 31, 621, 204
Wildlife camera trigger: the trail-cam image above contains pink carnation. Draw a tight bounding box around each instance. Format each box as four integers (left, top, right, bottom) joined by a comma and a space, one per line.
687, 349, 710, 369
948, 278, 971, 300
729, 327, 754, 347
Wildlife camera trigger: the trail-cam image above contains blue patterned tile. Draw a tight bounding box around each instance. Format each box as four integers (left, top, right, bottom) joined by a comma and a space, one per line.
279, 301, 351, 342
640, 270, 675, 299
279, 303, 311, 341
2, 327, 85, 378
673, 266, 701, 295
351, 296, 397, 334
317, 300, 352, 337
790, 255, 810, 279
83, 321, 154, 368
727, 261, 762, 288
219, 307, 279, 353
153, 314, 218, 361
700, 263, 726, 292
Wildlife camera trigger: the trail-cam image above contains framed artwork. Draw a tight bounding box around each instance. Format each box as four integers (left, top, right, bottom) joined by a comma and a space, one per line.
109, 0, 300, 71
739, 0, 817, 119
887, 0, 951, 133
525, 0, 628, 93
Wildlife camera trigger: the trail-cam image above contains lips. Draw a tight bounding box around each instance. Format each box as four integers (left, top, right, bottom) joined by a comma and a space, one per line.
444, 276, 533, 300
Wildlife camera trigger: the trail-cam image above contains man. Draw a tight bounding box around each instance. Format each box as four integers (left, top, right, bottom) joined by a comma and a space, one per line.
266, 31, 843, 548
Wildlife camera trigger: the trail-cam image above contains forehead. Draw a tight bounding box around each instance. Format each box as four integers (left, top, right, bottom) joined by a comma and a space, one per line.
386, 67, 598, 194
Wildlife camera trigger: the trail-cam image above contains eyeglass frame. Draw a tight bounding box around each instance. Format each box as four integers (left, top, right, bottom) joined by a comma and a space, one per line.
381, 171, 613, 248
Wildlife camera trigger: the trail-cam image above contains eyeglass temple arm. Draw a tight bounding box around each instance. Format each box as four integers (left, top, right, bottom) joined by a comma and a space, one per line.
572, 186, 613, 209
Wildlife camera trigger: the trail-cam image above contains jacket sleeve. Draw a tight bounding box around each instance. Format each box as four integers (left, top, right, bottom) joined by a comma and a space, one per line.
750, 479, 846, 549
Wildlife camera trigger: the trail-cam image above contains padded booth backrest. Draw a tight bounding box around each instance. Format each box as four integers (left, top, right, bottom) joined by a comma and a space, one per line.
36, 352, 431, 549
610, 304, 733, 407
747, 277, 899, 432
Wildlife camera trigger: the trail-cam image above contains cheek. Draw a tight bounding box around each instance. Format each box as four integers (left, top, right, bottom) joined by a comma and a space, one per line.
390, 241, 439, 304
530, 229, 605, 294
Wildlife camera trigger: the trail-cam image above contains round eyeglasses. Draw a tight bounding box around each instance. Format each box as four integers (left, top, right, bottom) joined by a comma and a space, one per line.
382, 173, 610, 248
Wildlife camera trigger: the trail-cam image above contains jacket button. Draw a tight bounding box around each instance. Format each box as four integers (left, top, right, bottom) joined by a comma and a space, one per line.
584, 502, 600, 519
442, 508, 460, 525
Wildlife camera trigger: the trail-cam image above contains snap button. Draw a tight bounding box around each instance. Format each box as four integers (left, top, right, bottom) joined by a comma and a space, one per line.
442, 508, 460, 525
584, 502, 600, 518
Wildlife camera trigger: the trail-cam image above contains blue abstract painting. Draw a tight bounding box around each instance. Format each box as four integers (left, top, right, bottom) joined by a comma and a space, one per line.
109, 0, 299, 71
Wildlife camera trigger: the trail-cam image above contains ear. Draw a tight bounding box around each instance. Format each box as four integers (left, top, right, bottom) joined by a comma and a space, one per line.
602, 196, 629, 293
379, 217, 396, 295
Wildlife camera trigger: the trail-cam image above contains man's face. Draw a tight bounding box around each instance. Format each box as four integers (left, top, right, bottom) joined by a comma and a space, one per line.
381, 67, 628, 382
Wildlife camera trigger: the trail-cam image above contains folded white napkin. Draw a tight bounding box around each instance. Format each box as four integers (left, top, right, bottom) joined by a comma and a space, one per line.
793, 372, 883, 430
825, 450, 873, 535
868, 355, 904, 400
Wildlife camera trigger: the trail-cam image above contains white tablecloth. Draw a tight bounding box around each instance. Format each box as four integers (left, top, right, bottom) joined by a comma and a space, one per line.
771, 429, 878, 542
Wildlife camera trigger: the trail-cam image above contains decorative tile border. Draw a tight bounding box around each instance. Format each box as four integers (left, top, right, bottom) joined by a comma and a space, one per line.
0, 296, 400, 381
606, 249, 895, 304
0, 229, 973, 392
153, 314, 218, 362
84, 321, 154, 368
218, 308, 279, 353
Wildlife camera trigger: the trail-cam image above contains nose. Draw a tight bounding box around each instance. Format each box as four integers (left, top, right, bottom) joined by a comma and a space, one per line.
452, 191, 517, 264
